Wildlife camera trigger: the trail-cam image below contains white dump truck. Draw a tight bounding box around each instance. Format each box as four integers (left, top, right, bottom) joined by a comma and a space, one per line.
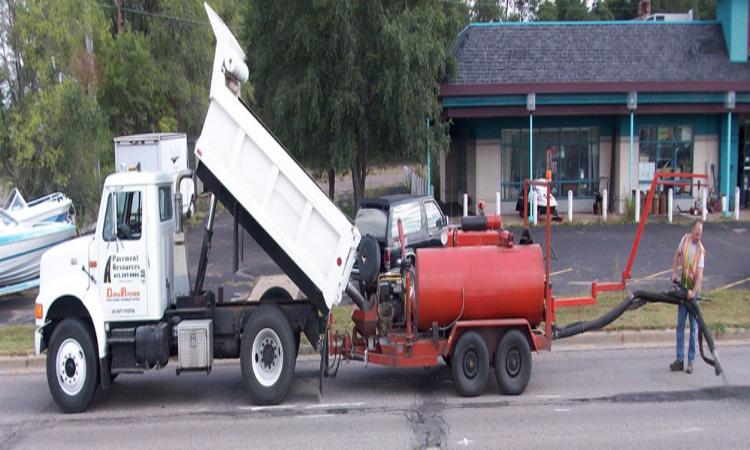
34, 3, 361, 413
114, 132, 196, 217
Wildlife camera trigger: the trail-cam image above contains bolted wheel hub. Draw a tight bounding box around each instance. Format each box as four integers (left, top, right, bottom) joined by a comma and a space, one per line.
56, 338, 86, 396
65, 358, 76, 378
506, 348, 521, 377
463, 349, 478, 379
252, 328, 283, 387
260, 338, 278, 370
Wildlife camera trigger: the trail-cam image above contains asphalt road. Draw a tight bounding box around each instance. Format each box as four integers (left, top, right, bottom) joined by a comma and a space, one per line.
507, 220, 750, 296
2, 344, 748, 449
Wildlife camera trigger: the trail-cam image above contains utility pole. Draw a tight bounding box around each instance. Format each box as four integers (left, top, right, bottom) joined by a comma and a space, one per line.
116, 0, 121, 35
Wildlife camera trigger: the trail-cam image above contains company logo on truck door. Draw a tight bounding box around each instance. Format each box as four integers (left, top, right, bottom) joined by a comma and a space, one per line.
106, 286, 141, 301
103, 255, 143, 282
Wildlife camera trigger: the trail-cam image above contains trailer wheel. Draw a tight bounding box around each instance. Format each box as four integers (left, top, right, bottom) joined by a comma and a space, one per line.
46, 318, 98, 413
241, 304, 295, 405
452, 331, 489, 397
495, 329, 532, 395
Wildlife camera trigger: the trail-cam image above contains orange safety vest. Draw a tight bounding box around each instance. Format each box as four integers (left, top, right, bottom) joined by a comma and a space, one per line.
680, 233, 705, 290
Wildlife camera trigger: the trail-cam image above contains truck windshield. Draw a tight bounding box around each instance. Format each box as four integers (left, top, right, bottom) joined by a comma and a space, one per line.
354, 207, 388, 241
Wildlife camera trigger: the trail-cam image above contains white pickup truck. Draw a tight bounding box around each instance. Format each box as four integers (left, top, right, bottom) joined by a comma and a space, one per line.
34, 3, 361, 413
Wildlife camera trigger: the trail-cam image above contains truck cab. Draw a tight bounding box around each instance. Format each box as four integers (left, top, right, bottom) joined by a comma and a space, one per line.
35, 172, 180, 412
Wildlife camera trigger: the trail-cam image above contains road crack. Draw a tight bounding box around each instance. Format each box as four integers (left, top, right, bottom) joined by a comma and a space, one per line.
406, 400, 448, 450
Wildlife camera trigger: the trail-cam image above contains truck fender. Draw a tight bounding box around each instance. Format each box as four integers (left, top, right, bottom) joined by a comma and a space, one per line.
39, 291, 107, 359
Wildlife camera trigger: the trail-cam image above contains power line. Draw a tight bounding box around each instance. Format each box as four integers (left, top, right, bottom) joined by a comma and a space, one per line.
94, 3, 240, 30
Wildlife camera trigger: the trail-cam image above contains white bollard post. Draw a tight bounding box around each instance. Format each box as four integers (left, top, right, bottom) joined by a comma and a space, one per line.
496, 192, 501, 216
635, 190, 640, 223
602, 189, 608, 222
668, 188, 673, 223
463, 193, 468, 217
568, 190, 573, 223
721, 195, 727, 215
532, 192, 538, 226
735, 186, 741, 221
701, 188, 707, 222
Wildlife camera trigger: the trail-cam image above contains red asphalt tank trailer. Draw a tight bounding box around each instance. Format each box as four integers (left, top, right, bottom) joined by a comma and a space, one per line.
328, 170, 724, 397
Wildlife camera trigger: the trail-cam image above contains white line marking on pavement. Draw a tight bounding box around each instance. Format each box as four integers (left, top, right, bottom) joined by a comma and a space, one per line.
298, 414, 334, 420
715, 276, 750, 291
550, 268, 572, 277
238, 404, 298, 412
457, 437, 474, 446
305, 402, 364, 409
554, 408, 570, 412
537, 395, 561, 399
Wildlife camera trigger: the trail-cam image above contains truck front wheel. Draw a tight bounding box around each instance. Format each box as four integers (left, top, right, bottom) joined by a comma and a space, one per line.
46, 318, 98, 413
241, 304, 295, 405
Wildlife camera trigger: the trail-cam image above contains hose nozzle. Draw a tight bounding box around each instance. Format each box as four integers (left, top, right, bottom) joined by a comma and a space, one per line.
712, 349, 723, 377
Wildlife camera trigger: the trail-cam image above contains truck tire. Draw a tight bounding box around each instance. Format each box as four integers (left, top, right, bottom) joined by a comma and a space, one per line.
495, 329, 532, 395
46, 318, 98, 413
452, 331, 489, 397
241, 303, 295, 405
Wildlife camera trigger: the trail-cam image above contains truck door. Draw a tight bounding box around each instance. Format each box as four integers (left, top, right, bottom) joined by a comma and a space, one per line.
98, 189, 149, 320
156, 185, 175, 309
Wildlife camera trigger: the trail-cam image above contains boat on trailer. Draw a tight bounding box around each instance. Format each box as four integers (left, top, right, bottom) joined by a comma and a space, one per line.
0, 209, 77, 296
2, 188, 73, 224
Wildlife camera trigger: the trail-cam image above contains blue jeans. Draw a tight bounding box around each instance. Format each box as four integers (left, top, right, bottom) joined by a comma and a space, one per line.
676, 299, 699, 363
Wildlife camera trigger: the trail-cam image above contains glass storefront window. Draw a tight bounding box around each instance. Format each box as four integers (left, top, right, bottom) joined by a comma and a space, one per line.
501, 127, 600, 200
638, 125, 694, 195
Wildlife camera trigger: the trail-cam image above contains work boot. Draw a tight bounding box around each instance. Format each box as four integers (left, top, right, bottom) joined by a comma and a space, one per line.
687, 362, 694, 374
670, 359, 684, 371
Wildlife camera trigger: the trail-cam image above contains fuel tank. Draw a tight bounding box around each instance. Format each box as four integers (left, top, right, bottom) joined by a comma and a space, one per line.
413, 244, 545, 331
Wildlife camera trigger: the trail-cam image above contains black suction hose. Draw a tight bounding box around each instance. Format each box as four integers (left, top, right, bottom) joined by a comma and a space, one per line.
553, 286, 723, 377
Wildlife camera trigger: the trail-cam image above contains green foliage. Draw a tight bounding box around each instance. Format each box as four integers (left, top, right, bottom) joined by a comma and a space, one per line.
0, 0, 111, 223
245, 0, 465, 206
472, 0, 503, 22
97, 27, 161, 135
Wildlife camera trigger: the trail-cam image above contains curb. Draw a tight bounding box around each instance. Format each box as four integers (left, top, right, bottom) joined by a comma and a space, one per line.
3, 328, 748, 374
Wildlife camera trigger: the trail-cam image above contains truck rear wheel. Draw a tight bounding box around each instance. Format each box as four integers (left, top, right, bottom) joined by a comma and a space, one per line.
46, 318, 98, 413
452, 331, 489, 397
241, 304, 295, 405
495, 329, 532, 395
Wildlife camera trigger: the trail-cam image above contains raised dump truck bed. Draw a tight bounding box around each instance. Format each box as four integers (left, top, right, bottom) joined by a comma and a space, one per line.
194, 6, 360, 314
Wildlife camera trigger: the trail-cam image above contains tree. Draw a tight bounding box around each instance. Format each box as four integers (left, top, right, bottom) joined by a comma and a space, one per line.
245, 0, 463, 207
472, 0, 503, 22
591, 0, 616, 20
98, 0, 245, 138
0, 0, 111, 222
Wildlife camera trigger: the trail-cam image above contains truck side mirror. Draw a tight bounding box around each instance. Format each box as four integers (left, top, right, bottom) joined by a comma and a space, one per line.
109, 192, 118, 241
174, 191, 182, 233
174, 169, 193, 234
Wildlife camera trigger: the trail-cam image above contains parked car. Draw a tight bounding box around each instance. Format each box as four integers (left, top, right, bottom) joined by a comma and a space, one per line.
353, 195, 448, 296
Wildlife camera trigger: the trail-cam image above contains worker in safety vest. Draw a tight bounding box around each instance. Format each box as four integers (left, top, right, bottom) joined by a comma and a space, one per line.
669, 219, 705, 374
